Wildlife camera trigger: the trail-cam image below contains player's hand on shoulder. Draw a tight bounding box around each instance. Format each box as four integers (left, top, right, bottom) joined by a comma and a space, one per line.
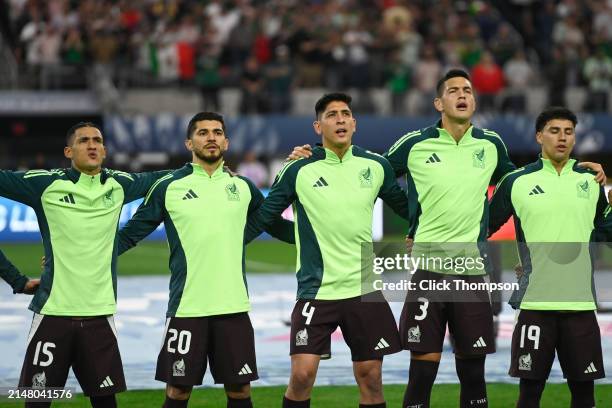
576, 161, 606, 185
405, 235, 414, 256
287, 144, 313, 161
514, 263, 524, 279
23, 278, 40, 295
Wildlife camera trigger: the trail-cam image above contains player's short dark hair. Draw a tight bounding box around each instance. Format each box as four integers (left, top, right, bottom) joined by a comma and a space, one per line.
436, 69, 471, 96
186, 112, 226, 139
535, 107, 578, 132
66, 122, 102, 145
314, 93, 352, 119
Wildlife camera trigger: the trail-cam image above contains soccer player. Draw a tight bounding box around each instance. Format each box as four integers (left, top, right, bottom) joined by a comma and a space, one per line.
0, 249, 39, 294
116, 112, 295, 408
287, 70, 606, 408
250, 93, 411, 408
489, 107, 611, 407
0, 122, 168, 408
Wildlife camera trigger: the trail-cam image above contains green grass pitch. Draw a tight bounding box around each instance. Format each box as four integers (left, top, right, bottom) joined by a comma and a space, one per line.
1, 384, 611, 407
1, 241, 298, 277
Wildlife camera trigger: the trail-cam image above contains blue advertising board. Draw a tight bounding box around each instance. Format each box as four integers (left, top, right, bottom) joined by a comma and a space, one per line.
104, 113, 612, 155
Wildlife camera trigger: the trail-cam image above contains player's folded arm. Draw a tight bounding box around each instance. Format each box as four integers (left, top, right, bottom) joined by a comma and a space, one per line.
0, 249, 29, 294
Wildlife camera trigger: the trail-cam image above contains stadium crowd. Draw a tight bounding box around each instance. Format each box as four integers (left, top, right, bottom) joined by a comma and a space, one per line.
2, 0, 612, 112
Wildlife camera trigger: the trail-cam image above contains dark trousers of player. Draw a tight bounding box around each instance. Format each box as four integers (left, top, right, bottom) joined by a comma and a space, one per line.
18, 314, 126, 408
400, 270, 495, 408
157, 313, 258, 408
511, 310, 604, 408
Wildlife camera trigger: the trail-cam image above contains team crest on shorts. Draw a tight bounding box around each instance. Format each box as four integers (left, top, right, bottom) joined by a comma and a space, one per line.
173, 359, 186, 376
32, 371, 46, 388
296, 328, 308, 346
407, 325, 421, 343
518, 353, 532, 371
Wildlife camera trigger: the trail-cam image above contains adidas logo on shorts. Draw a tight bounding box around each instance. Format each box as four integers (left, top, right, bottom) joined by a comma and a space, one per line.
473, 337, 487, 348
374, 338, 390, 350
238, 363, 253, 375
99, 376, 114, 388
584, 362, 597, 374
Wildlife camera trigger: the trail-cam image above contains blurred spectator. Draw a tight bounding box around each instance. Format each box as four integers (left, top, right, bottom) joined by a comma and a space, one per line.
552, 15, 585, 57
385, 50, 410, 115
471, 50, 504, 111
489, 22, 522, 66
196, 49, 221, 112
583, 48, 612, 112
474, 3, 501, 43
502, 49, 534, 112
458, 23, 484, 68
89, 28, 119, 65
226, 9, 256, 67
62, 28, 84, 65
287, 14, 326, 87
266, 45, 294, 113
592, 1, 612, 43
343, 18, 373, 88
38, 24, 62, 65
534, 0, 556, 61
547, 46, 568, 106
240, 56, 267, 114
237, 152, 269, 188
395, 10, 423, 69
413, 46, 442, 115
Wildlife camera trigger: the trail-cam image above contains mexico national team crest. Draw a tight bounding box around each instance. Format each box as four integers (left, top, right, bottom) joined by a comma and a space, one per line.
32, 371, 46, 388
173, 359, 186, 376
472, 148, 485, 168
518, 353, 532, 371
226, 183, 240, 201
407, 325, 421, 343
103, 189, 115, 208
359, 167, 373, 188
576, 180, 590, 199
296, 328, 308, 346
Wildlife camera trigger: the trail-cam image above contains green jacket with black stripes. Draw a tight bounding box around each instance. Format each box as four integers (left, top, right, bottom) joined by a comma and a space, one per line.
117, 162, 295, 317
383, 122, 515, 275
0, 167, 169, 316
489, 157, 612, 310
249, 145, 411, 300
